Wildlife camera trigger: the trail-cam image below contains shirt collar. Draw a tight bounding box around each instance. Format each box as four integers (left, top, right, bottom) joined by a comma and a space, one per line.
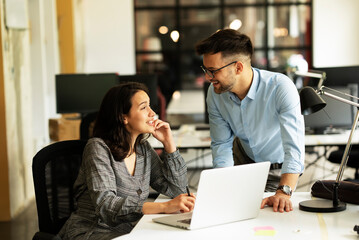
228, 68, 259, 103
246, 68, 259, 100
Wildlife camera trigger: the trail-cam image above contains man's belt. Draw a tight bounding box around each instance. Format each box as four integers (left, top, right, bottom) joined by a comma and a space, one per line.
270, 163, 283, 170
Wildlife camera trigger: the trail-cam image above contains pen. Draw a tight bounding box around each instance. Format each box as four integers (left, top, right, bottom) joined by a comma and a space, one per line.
186, 185, 191, 196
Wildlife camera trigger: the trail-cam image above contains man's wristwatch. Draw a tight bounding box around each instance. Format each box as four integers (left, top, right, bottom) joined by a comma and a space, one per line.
276, 185, 292, 196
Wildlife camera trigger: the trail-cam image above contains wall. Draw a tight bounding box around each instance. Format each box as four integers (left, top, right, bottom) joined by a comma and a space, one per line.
29, 0, 60, 153
57, 0, 76, 73
0, 0, 135, 220
0, 1, 10, 220
0, 1, 35, 220
313, 0, 359, 67
73, 0, 135, 74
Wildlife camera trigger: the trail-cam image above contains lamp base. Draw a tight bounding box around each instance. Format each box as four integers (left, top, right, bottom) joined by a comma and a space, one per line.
299, 199, 346, 212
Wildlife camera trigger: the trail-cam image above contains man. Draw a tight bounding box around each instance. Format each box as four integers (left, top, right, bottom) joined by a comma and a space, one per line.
195, 29, 305, 213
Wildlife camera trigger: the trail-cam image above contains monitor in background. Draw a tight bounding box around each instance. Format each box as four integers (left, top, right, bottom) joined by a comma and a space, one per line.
304, 85, 358, 134
313, 66, 359, 87
56, 73, 119, 115
119, 74, 159, 114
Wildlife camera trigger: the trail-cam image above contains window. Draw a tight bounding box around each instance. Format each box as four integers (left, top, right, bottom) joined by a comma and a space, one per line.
135, 0, 312, 95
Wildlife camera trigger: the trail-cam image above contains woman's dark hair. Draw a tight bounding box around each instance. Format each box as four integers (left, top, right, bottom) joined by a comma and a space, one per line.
93, 82, 149, 161
195, 29, 253, 59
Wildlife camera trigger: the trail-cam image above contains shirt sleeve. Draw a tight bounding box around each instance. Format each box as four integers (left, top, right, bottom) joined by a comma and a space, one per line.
82, 140, 143, 227
207, 86, 235, 168
146, 141, 188, 198
275, 79, 305, 174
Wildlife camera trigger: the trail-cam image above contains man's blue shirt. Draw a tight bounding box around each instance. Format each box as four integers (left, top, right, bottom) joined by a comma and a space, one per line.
207, 67, 305, 174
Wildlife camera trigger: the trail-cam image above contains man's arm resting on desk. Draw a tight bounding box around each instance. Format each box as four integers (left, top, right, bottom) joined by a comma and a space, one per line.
260, 173, 300, 213
142, 193, 195, 214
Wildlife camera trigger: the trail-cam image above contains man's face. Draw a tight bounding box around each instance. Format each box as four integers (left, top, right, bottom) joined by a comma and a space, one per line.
202, 52, 237, 94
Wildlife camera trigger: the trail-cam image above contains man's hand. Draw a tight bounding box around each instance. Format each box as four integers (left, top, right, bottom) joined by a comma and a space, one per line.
260, 192, 293, 212
261, 173, 299, 212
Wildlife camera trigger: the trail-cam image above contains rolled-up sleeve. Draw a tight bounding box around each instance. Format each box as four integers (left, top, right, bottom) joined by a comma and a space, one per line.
275, 80, 305, 174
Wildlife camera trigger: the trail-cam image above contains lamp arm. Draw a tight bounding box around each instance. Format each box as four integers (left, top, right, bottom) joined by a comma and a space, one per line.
321, 91, 359, 108
321, 90, 359, 182
295, 71, 324, 79
295, 70, 326, 89
318, 88, 359, 208
335, 108, 359, 183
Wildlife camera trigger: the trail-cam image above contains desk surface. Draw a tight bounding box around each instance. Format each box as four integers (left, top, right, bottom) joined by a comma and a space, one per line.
148, 124, 211, 149
148, 124, 359, 149
305, 130, 359, 146
115, 192, 359, 240
166, 90, 204, 115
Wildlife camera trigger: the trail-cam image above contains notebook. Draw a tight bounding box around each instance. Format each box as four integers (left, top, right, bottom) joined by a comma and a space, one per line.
152, 161, 270, 230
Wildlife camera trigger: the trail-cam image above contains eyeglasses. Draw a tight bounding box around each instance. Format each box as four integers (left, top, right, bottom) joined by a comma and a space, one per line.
200, 61, 237, 79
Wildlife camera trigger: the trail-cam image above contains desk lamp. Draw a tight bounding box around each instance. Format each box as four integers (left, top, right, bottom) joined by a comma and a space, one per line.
297, 71, 359, 212
295, 70, 326, 90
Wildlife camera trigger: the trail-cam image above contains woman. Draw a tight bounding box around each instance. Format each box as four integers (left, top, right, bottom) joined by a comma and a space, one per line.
58, 82, 195, 239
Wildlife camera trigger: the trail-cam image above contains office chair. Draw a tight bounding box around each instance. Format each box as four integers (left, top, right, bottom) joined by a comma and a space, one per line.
32, 140, 87, 240
80, 112, 98, 140
327, 145, 359, 182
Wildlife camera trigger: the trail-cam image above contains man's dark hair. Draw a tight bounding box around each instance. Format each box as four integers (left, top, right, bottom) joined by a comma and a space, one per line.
195, 29, 254, 59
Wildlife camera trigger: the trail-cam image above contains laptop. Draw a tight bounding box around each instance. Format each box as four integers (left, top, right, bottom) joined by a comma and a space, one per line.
152, 161, 270, 230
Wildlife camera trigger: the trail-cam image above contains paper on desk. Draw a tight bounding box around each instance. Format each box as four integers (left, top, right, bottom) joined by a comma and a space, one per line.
254, 226, 276, 236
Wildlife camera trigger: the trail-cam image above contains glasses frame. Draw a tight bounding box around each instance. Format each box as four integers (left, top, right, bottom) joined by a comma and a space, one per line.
200, 61, 237, 79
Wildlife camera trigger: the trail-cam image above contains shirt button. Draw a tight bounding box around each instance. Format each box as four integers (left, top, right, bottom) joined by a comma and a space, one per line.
137, 189, 142, 196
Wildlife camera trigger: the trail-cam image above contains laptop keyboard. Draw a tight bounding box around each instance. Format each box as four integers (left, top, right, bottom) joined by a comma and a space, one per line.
178, 218, 192, 224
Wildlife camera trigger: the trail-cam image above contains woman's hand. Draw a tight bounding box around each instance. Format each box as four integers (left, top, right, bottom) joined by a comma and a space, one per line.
151, 119, 176, 153
163, 193, 196, 214
142, 193, 196, 215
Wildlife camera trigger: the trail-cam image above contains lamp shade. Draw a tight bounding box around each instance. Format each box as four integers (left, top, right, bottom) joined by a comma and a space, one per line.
299, 86, 327, 115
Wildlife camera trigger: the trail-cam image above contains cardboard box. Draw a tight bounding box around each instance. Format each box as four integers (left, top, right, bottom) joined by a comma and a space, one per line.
49, 114, 81, 141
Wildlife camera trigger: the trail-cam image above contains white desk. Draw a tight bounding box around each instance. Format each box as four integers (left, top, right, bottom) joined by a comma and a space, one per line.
114, 192, 359, 240
148, 126, 359, 173
149, 125, 359, 149
166, 90, 204, 115
305, 130, 359, 146
148, 124, 211, 149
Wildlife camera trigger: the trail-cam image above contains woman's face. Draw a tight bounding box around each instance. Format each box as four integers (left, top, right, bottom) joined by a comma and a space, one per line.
123, 90, 156, 136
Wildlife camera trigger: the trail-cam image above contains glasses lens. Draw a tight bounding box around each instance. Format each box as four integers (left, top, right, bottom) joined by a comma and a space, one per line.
201, 66, 213, 78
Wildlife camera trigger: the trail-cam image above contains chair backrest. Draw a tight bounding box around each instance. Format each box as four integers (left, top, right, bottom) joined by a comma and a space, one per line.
32, 140, 87, 235
80, 112, 98, 140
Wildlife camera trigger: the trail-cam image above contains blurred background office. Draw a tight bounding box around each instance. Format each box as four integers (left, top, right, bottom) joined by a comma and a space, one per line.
0, 0, 359, 239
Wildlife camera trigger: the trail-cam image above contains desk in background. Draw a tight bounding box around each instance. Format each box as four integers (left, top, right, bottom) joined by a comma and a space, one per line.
115, 192, 359, 240
303, 130, 359, 176
164, 90, 359, 147
149, 126, 359, 188
166, 90, 204, 115
149, 125, 359, 149
148, 124, 210, 150
148, 124, 359, 174
305, 130, 359, 146
148, 125, 359, 167
166, 90, 205, 126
